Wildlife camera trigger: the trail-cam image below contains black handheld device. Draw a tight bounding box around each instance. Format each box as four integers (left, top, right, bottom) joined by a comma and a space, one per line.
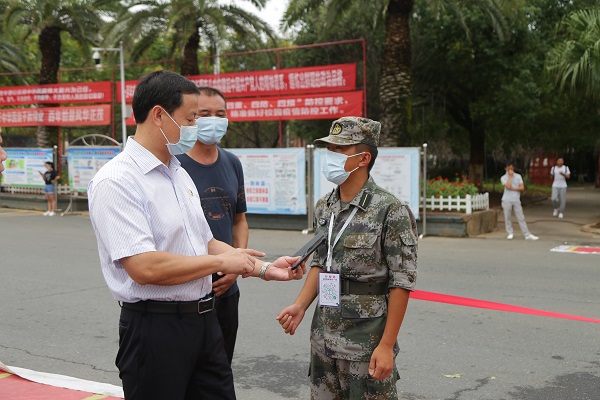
291, 231, 326, 270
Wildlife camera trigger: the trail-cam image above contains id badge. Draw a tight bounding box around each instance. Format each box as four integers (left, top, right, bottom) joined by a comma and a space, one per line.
318, 272, 340, 308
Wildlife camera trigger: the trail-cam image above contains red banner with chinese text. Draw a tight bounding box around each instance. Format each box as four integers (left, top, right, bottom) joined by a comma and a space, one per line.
118, 63, 357, 102
0, 82, 112, 106
227, 91, 363, 121
125, 91, 363, 125
0, 105, 111, 127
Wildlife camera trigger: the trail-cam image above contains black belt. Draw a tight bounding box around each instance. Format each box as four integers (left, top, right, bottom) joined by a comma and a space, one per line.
121, 296, 215, 315
341, 280, 388, 295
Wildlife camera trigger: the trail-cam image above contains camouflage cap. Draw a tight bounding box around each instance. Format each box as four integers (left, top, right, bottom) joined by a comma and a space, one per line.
314, 116, 381, 148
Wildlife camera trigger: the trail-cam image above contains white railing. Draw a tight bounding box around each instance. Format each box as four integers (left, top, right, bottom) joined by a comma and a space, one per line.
1, 184, 73, 195
422, 192, 489, 215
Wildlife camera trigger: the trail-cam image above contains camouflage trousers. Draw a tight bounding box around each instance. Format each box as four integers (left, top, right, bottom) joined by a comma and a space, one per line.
309, 343, 399, 400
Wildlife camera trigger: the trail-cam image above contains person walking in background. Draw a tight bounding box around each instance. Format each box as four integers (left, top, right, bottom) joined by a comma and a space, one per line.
277, 117, 418, 399
0, 129, 7, 178
501, 161, 539, 240
177, 87, 247, 365
39, 161, 60, 216
550, 157, 570, 219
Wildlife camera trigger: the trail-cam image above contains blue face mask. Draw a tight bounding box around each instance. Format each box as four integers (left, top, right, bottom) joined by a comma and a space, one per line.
322, 151, 365, 185
196, 116, 228, 145
159, 109, 198, 155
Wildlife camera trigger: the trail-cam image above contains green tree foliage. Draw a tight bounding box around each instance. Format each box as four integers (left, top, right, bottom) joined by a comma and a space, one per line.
546, 7, 600, 100
280, 0, 386, 144
101, 0, 276, 76
4, 0, 103, 147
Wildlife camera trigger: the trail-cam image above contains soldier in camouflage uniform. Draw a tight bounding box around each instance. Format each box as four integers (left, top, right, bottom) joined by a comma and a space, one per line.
277, 116, 418, 399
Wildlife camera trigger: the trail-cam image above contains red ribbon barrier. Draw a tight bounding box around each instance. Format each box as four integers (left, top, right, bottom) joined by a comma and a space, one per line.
411, 290, 600, 324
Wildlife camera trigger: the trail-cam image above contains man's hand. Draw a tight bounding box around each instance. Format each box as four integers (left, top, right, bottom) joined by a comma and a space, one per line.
369, 344, 394, 380
276, 304, 306, 335
212, 273, 238, 296
264, 256, 306, 281
216, 248, 263, 277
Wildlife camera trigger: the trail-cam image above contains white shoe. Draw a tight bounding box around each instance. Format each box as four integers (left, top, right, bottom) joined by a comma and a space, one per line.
558, 213, 563, 219
43, 211, 50, 216
507, 234, 514, 240
48, 211, 55, 216
525, 234, 539, 240
553, 209, 558, 217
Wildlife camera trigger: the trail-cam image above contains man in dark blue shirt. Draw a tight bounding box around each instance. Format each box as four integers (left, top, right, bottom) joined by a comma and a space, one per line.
177, 87, 247, 365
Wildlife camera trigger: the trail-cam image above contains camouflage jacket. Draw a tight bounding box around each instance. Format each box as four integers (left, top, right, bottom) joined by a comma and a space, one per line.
309, 176, 418, 361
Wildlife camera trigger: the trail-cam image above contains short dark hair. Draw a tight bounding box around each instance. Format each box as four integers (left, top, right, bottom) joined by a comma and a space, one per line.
357, 143, 378, 172
198, 86, 227, 104
132, 70, 201, 124
505, 160, 515, 167
45, 161, 55, 170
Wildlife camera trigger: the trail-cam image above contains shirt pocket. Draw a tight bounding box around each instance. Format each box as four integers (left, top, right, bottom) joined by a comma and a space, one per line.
399, 230, 418, 246
341, 294, 387, 319
341, 232, 379, 267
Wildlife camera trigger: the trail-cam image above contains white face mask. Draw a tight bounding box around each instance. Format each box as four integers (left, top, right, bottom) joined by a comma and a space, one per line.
159, 109, 198, 155
196, 116, 228, 144
322, 151, 365, 185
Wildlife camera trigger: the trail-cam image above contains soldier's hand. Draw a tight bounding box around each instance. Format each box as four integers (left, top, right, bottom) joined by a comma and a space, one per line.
276, 304, 305, 335
369, 345, 394, 380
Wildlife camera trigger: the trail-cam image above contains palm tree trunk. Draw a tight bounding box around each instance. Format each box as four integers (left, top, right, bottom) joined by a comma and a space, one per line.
181, 25, 200, 76
379, 0, 413, 147
37, 26, 61, 148
468, 120, 485, 186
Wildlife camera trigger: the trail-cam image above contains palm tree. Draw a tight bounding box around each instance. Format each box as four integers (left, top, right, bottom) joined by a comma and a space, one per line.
0, 38, 24, 75
284, 0, 518, 183
545, 7, 600, 187
546, 8, 600, 101
103, 0, 277, 76
4, 0, 103, 147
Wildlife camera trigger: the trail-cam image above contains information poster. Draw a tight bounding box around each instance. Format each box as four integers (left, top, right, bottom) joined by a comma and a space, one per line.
313, 148, 420, 218
228, 148, 306, 214
67, 147, 121, 192
2, 148, 53, 186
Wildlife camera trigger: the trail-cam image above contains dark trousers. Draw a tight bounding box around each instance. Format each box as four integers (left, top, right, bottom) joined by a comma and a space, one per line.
215, 290, 240, 365
116, 307, 235, 400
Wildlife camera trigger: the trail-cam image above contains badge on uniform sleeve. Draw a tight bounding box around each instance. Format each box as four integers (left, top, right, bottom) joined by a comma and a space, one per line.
318, 217, 327, 226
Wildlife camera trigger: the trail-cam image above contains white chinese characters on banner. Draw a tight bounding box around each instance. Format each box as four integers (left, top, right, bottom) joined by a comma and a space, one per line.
0, 82, 112, 106
0, 105, 111, 127
119, 63, 357, 102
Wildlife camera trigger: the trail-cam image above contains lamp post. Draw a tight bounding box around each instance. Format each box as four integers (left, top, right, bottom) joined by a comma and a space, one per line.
92, 41, 127, 147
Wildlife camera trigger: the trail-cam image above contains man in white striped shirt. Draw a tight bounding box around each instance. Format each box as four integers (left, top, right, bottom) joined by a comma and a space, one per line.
88, 70, 305, 400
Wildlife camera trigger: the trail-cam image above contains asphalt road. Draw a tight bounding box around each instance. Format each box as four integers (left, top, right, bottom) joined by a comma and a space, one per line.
1, 208, 599, 399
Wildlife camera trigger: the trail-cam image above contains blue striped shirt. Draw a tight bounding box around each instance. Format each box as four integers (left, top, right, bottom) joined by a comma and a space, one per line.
88, 138, 213, 302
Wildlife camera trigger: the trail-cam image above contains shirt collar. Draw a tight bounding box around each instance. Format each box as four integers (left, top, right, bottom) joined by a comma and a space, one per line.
125, 137, 181, 175
327, 176, 376, 212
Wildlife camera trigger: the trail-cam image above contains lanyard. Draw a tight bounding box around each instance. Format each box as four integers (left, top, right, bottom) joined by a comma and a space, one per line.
326, 206, 358, 271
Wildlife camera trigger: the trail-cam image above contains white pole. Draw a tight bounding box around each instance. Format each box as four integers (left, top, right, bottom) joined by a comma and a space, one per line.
119, 41, 127, 147
422, 143, 427, 238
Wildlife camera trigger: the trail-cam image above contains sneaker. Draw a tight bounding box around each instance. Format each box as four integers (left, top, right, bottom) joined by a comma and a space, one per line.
525, 234, 539, 241
48, 211, 55, 216
507, 234, 514, 240
43, 211, 50, 216
553, 209, 558, 217
558, 213, 563, 219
